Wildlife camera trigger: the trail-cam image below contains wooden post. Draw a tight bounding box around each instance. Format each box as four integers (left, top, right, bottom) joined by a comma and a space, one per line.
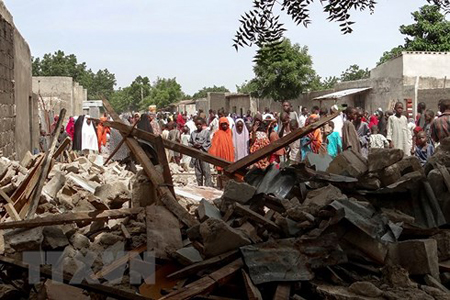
27, 108, 66, 219
102, 98, 198, 228
154, 135, 175, 197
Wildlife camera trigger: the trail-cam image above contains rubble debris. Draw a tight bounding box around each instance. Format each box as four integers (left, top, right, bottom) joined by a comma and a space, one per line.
327, 149, 368, 178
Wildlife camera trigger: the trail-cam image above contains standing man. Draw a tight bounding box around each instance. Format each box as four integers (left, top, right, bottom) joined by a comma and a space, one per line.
282, 101, 299, 124
298, 107, 308, 128
416, 102, 427, 128
431, 99, 450, 144
189, 118, 212, 187
387, 102, 411, 155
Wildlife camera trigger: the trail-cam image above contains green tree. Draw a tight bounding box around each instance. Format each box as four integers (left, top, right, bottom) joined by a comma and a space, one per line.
192, 86, 229, 99
32, 50, 116, 100
340, 65, 370, 82
251, 39, 319, 101
377, 5, 450, 65
144, 77, 184, 109
236, 80, 258, 95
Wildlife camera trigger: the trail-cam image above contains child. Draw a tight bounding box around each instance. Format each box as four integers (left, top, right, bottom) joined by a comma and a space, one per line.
387, 102, 411, 155
232, 119, 249, 161
189, 118, 212, 186
369, 125, 389, 149
424, 109, 435, 145
414, 130, 434, 166
326, 121, 342, 158
342, 107, 361, 154
354, 109, 370, 158
168, 122, 181, 164
181, 126, 191, 171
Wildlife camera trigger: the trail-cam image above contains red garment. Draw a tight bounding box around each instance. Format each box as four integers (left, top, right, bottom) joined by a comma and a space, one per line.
368, 115, 379, 129
66, 117, 75, 140
209, 117, 235, 170
308, 128, 322, 154
50, 115, 59, 133
177, 113, 186, 130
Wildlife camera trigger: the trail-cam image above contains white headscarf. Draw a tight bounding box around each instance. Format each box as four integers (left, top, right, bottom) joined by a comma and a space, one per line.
81, 115, 99, 151
232, 119, 249, 161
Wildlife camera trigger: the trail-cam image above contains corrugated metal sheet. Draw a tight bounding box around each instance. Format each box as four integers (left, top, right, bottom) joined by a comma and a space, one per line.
313, 87, 372, 100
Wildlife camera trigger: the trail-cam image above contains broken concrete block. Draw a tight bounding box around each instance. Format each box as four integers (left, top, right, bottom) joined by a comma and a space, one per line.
378, 165, 402, 187
146, 205, 183, 260
4, 227, 43, 252
395, 239, 440, 280
199, 218, 251, 257
368, 148, 404, 172
44, 280, 90, 300
357, 173, 381, 190
327, 150, 368, 178
431, 231, 450, 262
43, 171, 66, 199
20, 151, 34, 168
424, 274, 450, 293
131, 170, 156, 208
348, 281, 383, 297
69, 233, 90, 250
95, 182, 131, 209
197, 199, 222, 222
64, 162, 80, 174
0, 167, 15, 186
94, 232, 123, 246
74, 157, 90, 165
303, 184, 347, 208
222, 180, 256, 205
42, 226, 69, 250
394, 156, 423, 175
173, 246, 203, 265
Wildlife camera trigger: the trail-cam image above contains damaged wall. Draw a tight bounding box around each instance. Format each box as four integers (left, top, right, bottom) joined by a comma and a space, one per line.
0, 1, 37, 160
32, 76, 86, 120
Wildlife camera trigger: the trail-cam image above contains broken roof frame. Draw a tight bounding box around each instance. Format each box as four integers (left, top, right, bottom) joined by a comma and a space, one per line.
313, 87, 372, 101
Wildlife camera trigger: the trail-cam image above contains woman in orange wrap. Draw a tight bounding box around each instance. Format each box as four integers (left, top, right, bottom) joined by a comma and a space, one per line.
97, 113, 110, 152
209, 117, 235, 188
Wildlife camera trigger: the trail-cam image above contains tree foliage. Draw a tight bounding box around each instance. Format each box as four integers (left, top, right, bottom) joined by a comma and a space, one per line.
192, 85, 230, 99
250, 39, 319, 101
377, 5, 450, 65
340, 65, 370, 82
144, 78, 185, 109
233, 0, 450, 50
32, 50, 116, 100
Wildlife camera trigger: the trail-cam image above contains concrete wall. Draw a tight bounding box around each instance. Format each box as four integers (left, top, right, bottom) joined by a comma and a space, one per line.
228, 95, 251, 116
0, 1, 36, 160
33, 76, 86, 121
208, 92, 227, 112
195, 98, 208, 114
371, 55, 403, 79
403, 52, 450, 79
418, 88, 450, 113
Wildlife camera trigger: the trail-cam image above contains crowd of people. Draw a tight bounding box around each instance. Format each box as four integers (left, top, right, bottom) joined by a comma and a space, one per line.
40, 99, 450, 188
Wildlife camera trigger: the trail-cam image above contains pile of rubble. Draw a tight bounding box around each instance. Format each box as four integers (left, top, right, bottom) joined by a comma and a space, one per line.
0, 142, 449, 300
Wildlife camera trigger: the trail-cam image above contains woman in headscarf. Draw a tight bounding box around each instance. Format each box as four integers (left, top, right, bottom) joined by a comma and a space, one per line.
301, 115, 322, 160
137, 113, 154, 134
96, 113, 109, 152
66, 117, 75, 141
72, 115, 84, 151
232, 119, 249, 161
267, 118, 285, 164
81, 116, 99, 153
249, 119, 271, 170
209, 117, 235, 168
176, 112, 186, 130
109, 115, 131, 162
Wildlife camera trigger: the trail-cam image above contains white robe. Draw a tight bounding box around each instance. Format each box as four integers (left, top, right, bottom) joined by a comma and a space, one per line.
81, 117, 99, 151
387, 115, 411, 156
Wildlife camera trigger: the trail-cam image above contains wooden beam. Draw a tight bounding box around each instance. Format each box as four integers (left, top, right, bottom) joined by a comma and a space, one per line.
167, 250, 240, 280
0, 255, 150, 300
242, 270, 262, 300
273, 283, 291, 300
102, 98, 198, 228
27, 108, 67, 219
154, 135, 175, 197
233, 203, 281, 232
53, 137, 71, 160
101, 119, 231, 169
0, 208, 143, 230
0, 188, 21, 221
224, 111, 340, 174
160, 258, 243, 300
104, 121, 139, 166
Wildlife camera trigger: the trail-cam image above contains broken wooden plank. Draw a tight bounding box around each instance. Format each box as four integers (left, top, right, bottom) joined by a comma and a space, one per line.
0, 254, 149, 300
102, 97, 198, 228
224, 111, 339, 174
101, 119, 231, 169
154, 135, 175, 197
160, 258, 243, 300
0, 208, 143, 230
233, 203, 281, 232
27, 108, 66, 219
167, 250, 240, 280
53, 137, 71, 160
0, 188, 21, 221
273, 283, 291, 300
242, 270, 262, 300
91, 244, 147, 281
120, 223, 131, 240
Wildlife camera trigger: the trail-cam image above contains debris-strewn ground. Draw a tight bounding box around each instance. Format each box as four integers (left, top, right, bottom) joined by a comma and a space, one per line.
1, 140, 450, 299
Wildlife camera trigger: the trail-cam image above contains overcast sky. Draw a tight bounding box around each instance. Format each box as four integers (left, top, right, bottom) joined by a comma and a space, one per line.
4, 0, 430, 95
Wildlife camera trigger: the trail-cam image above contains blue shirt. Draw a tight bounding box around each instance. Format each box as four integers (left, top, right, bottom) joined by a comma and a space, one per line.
327, 131, 342, 158
415, 143, 434, 166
